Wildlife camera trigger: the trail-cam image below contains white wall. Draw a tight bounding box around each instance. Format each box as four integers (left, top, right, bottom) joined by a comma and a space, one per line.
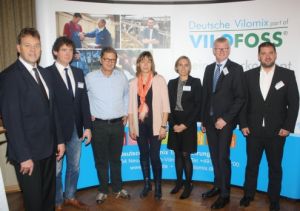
35, 0, 300, 132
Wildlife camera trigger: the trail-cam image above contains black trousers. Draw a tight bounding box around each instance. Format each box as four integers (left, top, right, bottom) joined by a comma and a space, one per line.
91, 120, 124, 193
14, 154, 56, 211
243, 135, 285, 202
206, 122, 233, 198
137, 122, 162, 178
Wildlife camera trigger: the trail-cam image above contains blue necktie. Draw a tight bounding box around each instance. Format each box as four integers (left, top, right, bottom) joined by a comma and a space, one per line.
213, 64, 222, 92
64, 68, 74, 99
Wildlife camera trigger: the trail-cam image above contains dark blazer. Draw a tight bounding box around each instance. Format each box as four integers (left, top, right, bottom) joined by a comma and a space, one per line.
0, 60, 63, 163
201, 59, 245, 127
140, 28, 161, 48
168, 76, 202, 127
47, 64, 91, 143
240, 65, 299, 137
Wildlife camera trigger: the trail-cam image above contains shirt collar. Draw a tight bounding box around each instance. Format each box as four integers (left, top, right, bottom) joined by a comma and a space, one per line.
216, 59, 228, 68
99, 68, 117, 77
19, 57, 37, 71
55, 62, 70, 73
260, 65, 275, 75
97, 27, 104, 31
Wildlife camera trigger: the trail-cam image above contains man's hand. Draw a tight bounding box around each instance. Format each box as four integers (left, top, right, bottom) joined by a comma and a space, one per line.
202, 126, 206, 133
278, 129, 290, 137
79, 32, 85, 41
242, 127, 250, 136
122, 116, 128, 126
215, 118, 227, 130
56, 144, 65, 161
81, 129, 92, 145
20, 159, 34, 176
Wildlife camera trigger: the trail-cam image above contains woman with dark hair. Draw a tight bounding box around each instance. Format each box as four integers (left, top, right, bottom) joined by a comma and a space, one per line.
128, 51, 170, 200
167, 56, 202, 199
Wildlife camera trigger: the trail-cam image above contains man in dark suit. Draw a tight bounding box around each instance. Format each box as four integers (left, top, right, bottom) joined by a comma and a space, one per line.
0, 28, 65, 211
139, 17, 162, 49
47, 36, 92, 210
239, 42, 299, 211
201, 37, 245, 209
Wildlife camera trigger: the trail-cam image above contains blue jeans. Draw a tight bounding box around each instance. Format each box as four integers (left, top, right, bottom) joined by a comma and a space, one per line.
56, 126, 82, 205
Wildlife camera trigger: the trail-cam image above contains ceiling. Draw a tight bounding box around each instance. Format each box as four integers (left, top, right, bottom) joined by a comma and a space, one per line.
70, 0, 253, 5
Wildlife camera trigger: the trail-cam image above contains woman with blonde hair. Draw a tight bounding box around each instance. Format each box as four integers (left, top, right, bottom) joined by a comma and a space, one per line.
128, 51, 170, 200
167, 56, 202, 199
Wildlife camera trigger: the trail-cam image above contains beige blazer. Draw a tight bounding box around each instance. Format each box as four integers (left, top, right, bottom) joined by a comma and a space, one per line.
128, 74, 170, 136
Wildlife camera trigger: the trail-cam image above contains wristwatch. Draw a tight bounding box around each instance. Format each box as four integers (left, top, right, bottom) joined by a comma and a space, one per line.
161, 125, 167, 129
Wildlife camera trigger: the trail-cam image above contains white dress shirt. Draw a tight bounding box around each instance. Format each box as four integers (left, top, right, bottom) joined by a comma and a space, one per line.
214, 58, 228, 76
55, 62, 76, 96
259, 66, 275, 126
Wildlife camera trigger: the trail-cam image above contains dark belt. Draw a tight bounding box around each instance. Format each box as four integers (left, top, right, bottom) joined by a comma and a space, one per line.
95, 117, 122, 124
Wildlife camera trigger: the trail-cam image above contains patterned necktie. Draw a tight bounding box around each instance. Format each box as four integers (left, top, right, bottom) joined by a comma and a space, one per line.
64, 68, 74, 99
32, 68, 48, 100
213, 64, 222, 92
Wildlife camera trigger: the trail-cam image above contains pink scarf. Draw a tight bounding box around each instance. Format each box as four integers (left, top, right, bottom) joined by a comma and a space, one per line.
138, 74, 153, 121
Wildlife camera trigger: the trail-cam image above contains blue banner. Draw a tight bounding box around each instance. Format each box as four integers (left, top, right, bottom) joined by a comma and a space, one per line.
60, 127, 300, 199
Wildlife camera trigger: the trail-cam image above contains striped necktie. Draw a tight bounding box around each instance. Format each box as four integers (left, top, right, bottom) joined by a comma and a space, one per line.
213, 64, 222, 92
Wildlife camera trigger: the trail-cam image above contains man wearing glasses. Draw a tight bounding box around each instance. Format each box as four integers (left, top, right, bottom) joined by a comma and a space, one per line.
201, 37, 245, 209
85, 47, 130, 204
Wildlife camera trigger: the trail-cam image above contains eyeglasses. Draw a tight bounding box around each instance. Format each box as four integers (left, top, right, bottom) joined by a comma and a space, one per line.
102, 58, 116, 63
214, 48, 229, 52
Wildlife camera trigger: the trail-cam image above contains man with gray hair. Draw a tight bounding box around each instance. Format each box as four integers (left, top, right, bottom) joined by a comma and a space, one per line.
83, 19, 112, 48
201, 37, 245, 209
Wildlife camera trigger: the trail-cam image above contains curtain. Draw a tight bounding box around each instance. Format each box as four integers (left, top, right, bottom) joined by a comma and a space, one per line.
0, 0, 36, 71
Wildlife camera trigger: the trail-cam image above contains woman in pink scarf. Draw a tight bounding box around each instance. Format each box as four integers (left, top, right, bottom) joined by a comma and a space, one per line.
128, 51, 170, 200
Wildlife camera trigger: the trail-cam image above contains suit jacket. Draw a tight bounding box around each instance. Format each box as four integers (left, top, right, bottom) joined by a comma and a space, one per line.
0, 60, 63, 163
140, 28, 161, 48
168, 76, 202, 127
239, 65, 299, 137
201, 59, 245, 127
47, 64, 91, 143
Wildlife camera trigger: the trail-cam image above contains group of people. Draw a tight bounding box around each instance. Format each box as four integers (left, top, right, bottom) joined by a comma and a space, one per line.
0, 27, 298, 211
66, 13, 164, 50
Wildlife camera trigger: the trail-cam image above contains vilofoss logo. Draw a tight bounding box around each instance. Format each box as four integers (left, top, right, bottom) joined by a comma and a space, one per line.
189, 31, 283, 48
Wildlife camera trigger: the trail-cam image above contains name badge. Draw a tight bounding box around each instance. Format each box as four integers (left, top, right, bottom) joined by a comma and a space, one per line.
78, 82, 84, 89
275, 81, 285, 90
183, 85, 191, 91
223, 67, 229, 75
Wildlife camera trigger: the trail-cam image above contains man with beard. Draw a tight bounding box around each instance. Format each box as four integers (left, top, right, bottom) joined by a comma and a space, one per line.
239, 42, 299, 211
